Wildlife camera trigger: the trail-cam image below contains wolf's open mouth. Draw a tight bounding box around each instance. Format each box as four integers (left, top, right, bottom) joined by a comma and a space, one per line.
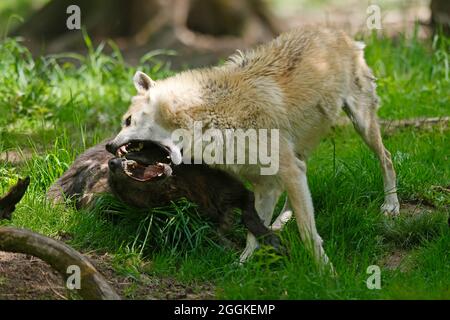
116, 140, 172, 182
122, 159, 171, 182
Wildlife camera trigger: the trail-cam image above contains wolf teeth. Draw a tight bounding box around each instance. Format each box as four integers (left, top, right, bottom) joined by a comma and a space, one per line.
125, 160, 137, 169
118, 145, 128, 157
125, 142, 144, 153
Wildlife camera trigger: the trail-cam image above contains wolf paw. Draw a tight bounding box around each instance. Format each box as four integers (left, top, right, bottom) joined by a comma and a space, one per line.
381, 201, 400, 216
314, 246, 336, 276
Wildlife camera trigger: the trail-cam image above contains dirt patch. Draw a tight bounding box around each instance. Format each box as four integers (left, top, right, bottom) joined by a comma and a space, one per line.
0, 251, 67, 300
379, 249, 409, 272
400, 200, 436, 216
0, 251, 215, 300
0, 149, 34, 165
88, 253, 216, 300
378, 198, 447, 272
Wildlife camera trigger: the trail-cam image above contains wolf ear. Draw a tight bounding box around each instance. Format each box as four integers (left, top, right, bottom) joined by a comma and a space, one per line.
133, 71, 155, 94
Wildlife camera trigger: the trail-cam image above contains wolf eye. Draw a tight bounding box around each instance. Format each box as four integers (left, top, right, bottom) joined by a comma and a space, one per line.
125, 116, 131, 127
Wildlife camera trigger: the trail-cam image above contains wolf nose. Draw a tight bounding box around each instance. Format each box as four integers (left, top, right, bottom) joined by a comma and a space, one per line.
106, 141, 116, 155
108, 158, 123, 172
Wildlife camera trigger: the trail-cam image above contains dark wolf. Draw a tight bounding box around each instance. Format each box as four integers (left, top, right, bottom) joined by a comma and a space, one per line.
47, 140, 291, 249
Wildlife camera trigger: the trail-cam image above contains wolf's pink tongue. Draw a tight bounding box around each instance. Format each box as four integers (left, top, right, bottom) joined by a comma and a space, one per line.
124, 162, 165, 181
142, 165, 165, 180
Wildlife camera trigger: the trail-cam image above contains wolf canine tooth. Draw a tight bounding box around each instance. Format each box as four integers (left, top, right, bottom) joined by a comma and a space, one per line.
119, 145, 128, 155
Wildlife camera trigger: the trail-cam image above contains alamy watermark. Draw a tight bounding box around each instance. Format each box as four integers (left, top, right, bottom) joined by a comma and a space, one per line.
66, 5, 81, 30
65, 4, 382, 33
366, 265, 381, 290
66, 265, 81, 290
366, 4, 382, 30
171, 121, 280, 175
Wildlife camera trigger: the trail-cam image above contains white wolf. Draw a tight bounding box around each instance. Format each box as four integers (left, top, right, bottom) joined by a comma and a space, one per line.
107, 27, 400, 268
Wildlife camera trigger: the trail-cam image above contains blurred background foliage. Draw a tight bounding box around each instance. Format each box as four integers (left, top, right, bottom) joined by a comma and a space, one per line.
0, 0, 447, 66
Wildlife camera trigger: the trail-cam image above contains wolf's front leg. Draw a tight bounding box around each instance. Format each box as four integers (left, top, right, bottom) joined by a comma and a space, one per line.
280, 145, 333, 271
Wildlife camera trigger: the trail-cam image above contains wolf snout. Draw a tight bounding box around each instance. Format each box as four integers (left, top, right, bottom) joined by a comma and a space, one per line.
106, 141, 118, 155
108, 158, 124, 172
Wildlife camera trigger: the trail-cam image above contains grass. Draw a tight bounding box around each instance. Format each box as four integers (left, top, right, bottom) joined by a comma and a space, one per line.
0, 0, 48, 37
0, 30, 449, 299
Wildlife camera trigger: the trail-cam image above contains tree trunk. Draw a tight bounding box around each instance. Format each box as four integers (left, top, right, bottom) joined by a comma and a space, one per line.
13, 0, 160, 41
11, 0, 283, 63
430, 0, 450, 36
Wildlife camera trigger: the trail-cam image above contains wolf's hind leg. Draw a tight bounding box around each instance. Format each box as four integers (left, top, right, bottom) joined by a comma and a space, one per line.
344, 80, 399, 215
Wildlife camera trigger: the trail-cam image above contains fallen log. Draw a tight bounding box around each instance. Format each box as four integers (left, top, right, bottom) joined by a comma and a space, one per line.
335, 116, 449, 131
379, 116, 450, 129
